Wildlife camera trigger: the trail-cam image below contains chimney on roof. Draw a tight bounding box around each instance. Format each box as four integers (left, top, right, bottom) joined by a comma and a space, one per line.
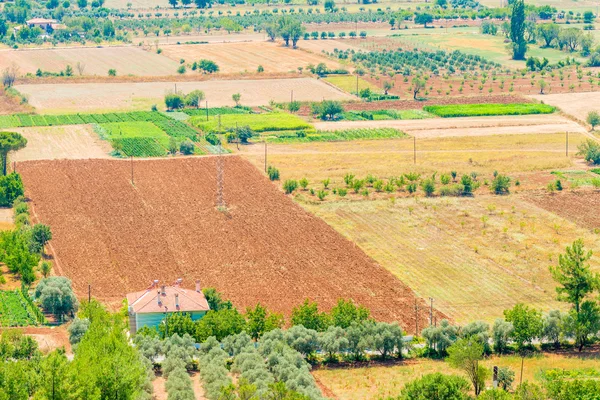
153, 279, 159, 288
195, 280, 201, 293
160, 285, 166, 295
176, 278, 183, 287
157, 290, 161, 306
175, 293, 179, 309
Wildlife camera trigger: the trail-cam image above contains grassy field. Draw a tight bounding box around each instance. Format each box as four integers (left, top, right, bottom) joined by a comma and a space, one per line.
265, 128, 407, 143
303, 195, 600, 323
191, 112, 312, 133
424, 103, 556, 118
241, 133, 585, 183
324, 75, 380, 94
313, 352, 600, 400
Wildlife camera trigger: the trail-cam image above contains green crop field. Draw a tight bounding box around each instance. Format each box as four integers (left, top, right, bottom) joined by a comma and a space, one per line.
98, 122, 169, 157
183, 106, 253, 117
424, 103, 556, 117
0, 111, 172, 129
266, 128, 407, 143
342, 109, 434, 121
191, 112, 312, 133
0, 290, 38, 327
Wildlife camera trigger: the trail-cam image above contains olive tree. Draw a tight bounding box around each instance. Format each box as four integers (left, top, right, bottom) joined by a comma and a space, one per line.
0, 132, 27, 176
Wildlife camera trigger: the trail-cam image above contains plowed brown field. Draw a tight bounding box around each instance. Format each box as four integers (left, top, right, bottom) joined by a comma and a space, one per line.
19, 156, 439, 331
524, 190, 600, 231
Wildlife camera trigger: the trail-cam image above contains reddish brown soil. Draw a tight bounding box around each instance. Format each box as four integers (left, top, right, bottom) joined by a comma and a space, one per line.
523, 189, 600, 231
297, 94, 529, 115
19, 156, 442, 332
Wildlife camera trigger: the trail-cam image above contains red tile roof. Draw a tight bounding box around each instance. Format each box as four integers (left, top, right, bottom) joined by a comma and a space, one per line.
26, 18, 58, 24
127, 285, 210, 314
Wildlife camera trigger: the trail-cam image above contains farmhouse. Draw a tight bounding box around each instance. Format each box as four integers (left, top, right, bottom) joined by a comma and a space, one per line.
25, 18, 62, 33
126, 279, 210, 334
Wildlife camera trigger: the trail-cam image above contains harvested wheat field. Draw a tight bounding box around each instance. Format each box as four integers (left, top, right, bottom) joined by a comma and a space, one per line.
0, 47, 180, 76
19, 156, 438, 332
160, 41, 344, 74
314, 114, 586, 138
9, 125, 112, 161
524, 189, 600, 231
529, 92, 600, 123
15, 78, 353, 113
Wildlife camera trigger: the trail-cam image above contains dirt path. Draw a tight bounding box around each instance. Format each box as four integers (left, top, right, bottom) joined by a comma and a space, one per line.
314, 115, 586, 138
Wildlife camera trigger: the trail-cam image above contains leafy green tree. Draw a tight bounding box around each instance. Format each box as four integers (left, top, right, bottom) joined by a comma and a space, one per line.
30, 223, 52, 254
422, 319, 459, 355
478, 388, 512, 399
587, 111, 600, 131
460, 174, 473, 195
566, 300, 600, 351
0, 132, 27, 176
371, 322, 404, 359
202, 287, 233, 311
195, 308, 246, 342
316, 100, 343, 120
399, 373, 471, 400
232, 93, 241, 107
492, 318, 513, 354
159, 312, 196, 339
165, 92, 185, 110
318, 326, 349, 362
324, 0, 335, 12
291, 299, 329, 331
180, 139, 195, 155
37, 350, 70, 400
284, 325, 319, 357
288, 101, 301, 113
542, 310, 566, 348
0, 173, 24, 207
537, 23, 560, 47
245, 303, 284, 340
184, 90, 205, 108
411, 77, 426, 100
577, 139, 600, 164
503, 303, 543, 350
497, 366, 515, 391
34, 277, 79, 321
514, 381, 545, 400
198, 59, 219, 73
510, 0, 527, 59
68, 317, 90, 348
414, 13, 433, 27
447, 338, 488, 396
70, 311, 150, 400
421, 178, 435, 196
40, 261, 52, 278
330, 299, 370, 328
283, 179, 299, 195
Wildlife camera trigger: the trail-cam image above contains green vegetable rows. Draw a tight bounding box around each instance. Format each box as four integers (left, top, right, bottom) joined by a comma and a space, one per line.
267, 128, 407, 143
0, 290, 39, 327
112, 137, 167, 157
0, 111, 171, 129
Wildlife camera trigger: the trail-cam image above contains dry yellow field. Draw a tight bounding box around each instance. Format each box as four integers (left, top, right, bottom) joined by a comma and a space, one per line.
314, 352, 600, 400
529, 92, 600, 123
0, 47, 180, 76
160, 41, 344, 74
9, 125, 112, 161
15, 77, 353, 113
241, 133, 586, 183
302, 194, 600, 323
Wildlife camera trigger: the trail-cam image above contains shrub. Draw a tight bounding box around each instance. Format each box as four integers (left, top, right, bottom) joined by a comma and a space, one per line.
282, 180, 298, 194
205, 133, 221, 146
491, 174, 511, 194
29, 223, 52, 254
337, 188, 347, 197
316, 190, 327, 201
267, 166, 280, 181
587, 111, 600, 130
34, 277, 79, 321
165, 93, 185, 110
439, 184, 462, 197
421, 178, 435, 196
577, 139, 600, 164
299, 177, 308, 189
399, 373, 471, 400
180, 139, 195, 155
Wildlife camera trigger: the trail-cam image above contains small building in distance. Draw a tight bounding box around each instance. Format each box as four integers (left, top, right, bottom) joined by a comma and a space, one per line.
26, 18, 59, 32
126, 279, 210, 335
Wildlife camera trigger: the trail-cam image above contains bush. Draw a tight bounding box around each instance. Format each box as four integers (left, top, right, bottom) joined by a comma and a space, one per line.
180, 139, 195, 155
421, 178, 435, 196
491, 174, 511, 194
0, 173, 24, 207
205, 133, 221, 146
399, 373, 471, 400
578, 139, 600, 164
424, 103, 555, 118
282, 180, 298, 194
165, 93, 185, 110
267, 166, 280, 181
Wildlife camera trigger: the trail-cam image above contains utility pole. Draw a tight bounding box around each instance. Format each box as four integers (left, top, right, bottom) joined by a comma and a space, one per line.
130, 156, 134, 185
264, 141, 268, 173
174, 83, 177, 94
356, 74, 359, 96
414, 299, 419, 336
216, 144, 225, 209
566, 131, 569, 157
206, 101, 209, 121
413, 136, 416, 164
291, 90, 294, 103
429, 297, 434, 326
88, 284, 91, 302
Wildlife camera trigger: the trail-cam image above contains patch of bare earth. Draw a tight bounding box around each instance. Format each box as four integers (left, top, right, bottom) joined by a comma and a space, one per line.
523, 189, 600, 231
19, 156, 442, 333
